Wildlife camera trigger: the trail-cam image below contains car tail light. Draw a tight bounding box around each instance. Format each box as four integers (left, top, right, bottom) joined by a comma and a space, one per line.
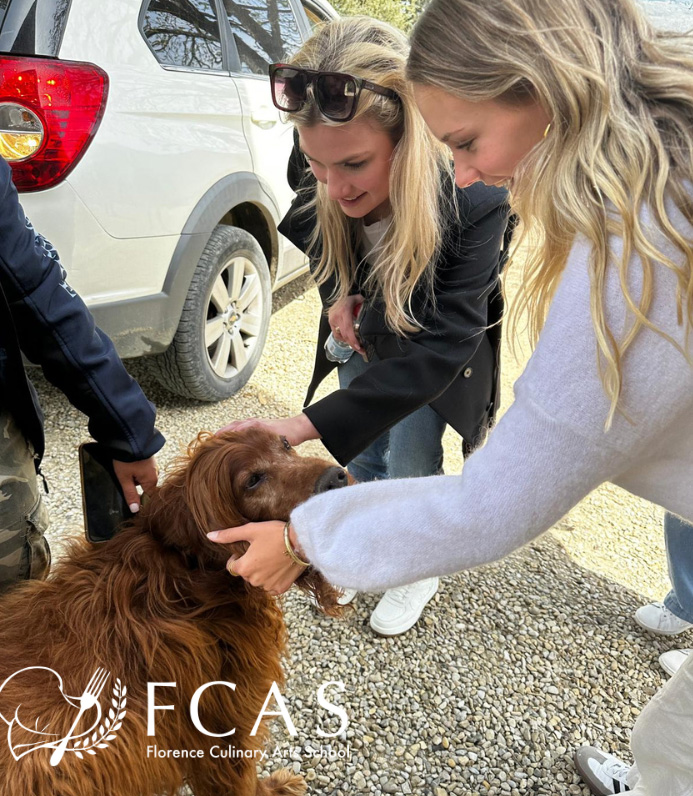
0, 56, 108, 192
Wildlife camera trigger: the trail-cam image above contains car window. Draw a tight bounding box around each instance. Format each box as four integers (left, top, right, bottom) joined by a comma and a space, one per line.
301, 5, 322, 28
0, 0, 71, 57
221, 0, 303, 76
300, 0, 332, 28
141, 0, 223, 70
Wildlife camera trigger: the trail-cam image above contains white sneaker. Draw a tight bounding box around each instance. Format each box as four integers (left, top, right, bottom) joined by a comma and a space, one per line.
574, 746, 633, 794
307, 586, 356, 611
369, 577, 438, 636
337, 587, 357, 606
634, 601, 693, 635
659, 648, 692, 677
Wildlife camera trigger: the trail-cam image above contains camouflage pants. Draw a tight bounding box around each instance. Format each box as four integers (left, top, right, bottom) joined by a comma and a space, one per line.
0, 411, 50, 594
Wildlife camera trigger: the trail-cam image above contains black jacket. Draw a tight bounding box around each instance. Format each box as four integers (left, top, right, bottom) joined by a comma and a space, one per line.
279, 143, 511, 466
0, 157, 164, 470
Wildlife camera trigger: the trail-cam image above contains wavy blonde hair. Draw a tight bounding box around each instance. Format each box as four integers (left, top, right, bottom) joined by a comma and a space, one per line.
286, 17, 452, 334
408, 0, 693, 426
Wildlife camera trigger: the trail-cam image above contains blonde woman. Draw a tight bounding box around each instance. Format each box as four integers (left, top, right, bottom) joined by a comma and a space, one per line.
219, 17, 511, 636
209, 0, 693, 790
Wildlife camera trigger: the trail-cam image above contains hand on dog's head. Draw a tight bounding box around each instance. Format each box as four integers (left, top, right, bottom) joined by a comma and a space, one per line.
139, 428, 350, 616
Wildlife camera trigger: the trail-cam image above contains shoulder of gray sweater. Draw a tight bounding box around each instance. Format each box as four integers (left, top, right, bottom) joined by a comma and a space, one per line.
513, 214, 693, 449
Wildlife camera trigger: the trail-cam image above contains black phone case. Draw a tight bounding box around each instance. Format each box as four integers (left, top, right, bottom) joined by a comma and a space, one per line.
79, 443, 133, 543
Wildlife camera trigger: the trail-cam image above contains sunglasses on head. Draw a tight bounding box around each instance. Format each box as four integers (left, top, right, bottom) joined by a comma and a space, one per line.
269, 63, 399, 122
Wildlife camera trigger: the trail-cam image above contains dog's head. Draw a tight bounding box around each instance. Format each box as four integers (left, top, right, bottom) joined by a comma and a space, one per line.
142, 428, 351, 614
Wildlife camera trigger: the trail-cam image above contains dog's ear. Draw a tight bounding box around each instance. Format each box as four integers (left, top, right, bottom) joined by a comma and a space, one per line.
183, 432, 249, 535
141, 433, 248, 556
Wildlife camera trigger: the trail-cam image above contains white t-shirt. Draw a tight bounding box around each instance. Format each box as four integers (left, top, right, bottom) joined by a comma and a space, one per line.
360, 215, 391, 262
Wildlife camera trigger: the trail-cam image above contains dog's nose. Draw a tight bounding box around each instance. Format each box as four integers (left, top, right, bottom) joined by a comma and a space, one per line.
313, 466, 349, 494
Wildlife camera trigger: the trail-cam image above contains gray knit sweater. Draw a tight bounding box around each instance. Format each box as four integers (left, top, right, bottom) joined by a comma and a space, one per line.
291, 201, 693, 591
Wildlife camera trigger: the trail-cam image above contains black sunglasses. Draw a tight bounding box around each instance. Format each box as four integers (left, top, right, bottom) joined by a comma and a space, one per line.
269, 63, 399, 122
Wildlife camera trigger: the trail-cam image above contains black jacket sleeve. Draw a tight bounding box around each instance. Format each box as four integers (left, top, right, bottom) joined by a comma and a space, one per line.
286, 128, 309, 193
303, 183, 509, 465
0, 158, 165, 462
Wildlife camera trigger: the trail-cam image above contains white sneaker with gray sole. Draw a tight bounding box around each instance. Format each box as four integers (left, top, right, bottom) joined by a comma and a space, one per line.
574, 746, 633, 794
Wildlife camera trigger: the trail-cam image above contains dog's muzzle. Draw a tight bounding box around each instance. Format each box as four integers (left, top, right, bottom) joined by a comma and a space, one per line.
313, 466, 349, 494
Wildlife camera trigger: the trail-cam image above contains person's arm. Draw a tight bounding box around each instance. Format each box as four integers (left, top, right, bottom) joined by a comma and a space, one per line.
289, 233, 693, 590
0, 159, 164, 467
305, 190, 509, 465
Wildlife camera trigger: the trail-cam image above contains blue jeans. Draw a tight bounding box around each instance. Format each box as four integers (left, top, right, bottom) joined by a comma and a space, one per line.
663, 512, 693, 624
337, 352, 447, 483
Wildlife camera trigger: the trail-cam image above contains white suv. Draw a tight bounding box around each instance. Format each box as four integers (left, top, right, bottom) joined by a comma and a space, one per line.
0, 0, 335, 400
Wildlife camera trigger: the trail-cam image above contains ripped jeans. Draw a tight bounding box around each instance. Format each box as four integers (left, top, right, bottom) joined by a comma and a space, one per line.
0, 410, 50, 593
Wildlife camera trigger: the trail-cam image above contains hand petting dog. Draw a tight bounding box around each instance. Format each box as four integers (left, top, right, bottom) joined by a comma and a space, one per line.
218, 414, 320, 447
208, 521, 306, 596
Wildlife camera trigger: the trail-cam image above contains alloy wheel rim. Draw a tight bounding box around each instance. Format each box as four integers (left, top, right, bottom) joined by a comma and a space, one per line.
204, 255, 264, 379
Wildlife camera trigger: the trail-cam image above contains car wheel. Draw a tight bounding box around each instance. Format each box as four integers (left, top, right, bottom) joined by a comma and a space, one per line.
151, 225, 271, 401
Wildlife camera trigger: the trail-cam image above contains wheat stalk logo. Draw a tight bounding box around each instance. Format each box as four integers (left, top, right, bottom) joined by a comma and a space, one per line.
68, 676, 127, 760
0, 667, 127, 764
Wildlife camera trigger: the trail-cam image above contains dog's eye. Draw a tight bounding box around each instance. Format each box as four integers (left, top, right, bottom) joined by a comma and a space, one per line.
246, 473, 266, 490
281, 437, 292, 451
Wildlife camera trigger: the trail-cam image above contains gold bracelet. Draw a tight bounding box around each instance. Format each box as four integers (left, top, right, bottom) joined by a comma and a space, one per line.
283, 520, 309, 568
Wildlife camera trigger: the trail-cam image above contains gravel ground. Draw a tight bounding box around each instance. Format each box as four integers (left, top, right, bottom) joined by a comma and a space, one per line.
31, 4, 693, 794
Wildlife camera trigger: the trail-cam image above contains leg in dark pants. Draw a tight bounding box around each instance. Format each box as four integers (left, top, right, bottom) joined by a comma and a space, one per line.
0, 412, 50, 594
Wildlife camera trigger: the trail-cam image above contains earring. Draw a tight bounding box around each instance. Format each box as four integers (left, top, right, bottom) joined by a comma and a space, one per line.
543, 122, 552, 139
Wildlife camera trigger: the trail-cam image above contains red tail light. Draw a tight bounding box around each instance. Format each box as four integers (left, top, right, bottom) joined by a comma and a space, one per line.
0, 56, 108, 192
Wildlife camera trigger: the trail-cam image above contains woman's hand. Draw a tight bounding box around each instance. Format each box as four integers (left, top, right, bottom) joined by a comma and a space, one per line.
217, 414, 320, 446
328, 294, 365, 355
207, 522, 306, 595
113, 456, 158, 513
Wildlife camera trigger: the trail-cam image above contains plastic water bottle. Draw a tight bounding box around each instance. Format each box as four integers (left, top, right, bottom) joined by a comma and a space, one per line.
324, 333, 355, 363
324, 301, 364, 364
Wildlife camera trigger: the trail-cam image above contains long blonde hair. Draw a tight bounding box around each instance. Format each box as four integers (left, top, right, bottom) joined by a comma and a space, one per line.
286, 17, 452, 335
409, 0, 693, 425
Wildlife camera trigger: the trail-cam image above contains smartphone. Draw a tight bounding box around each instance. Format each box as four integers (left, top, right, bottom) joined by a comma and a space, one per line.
79, 442, 133, 543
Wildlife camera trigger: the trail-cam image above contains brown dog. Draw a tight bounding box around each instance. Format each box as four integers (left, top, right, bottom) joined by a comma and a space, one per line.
0, 428, 348, 796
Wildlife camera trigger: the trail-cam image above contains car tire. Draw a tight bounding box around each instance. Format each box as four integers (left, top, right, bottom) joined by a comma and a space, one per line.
151, 225, 271, 401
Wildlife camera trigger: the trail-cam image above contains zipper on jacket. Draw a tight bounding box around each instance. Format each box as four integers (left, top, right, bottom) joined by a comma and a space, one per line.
34, 453, 49, 494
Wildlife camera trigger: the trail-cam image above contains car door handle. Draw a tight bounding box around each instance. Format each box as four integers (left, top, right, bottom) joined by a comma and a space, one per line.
251, 110, 277, 129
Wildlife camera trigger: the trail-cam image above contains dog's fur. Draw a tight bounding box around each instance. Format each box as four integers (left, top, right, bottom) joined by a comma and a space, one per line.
0, 428, 347, 796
